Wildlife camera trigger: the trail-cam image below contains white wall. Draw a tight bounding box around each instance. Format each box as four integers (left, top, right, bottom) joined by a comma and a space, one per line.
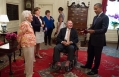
0, 0, 23, 32
0, 0, 6, 31
34, 0, 102, 27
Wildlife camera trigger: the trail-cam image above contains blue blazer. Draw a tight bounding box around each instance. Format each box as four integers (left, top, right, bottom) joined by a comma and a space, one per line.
43, 16, 55, 30
31, 15, 45, 32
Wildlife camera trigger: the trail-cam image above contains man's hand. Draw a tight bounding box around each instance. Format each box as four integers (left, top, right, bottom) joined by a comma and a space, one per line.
80, 29, 88, 34
62, 41, 72, 46
62, 41, 67, 46
87, 29, 95, 34
66, 41, 73, 45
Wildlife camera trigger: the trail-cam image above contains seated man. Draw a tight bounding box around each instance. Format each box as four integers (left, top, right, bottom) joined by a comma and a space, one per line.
53, 20, 79, 72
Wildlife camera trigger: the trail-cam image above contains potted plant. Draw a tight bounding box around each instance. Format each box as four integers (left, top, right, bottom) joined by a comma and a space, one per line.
108, 13, 119, 29
111, 21, 119, 29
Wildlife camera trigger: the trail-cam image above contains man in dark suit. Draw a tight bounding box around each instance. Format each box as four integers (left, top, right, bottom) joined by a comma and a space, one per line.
80, 3, 109, 75
53, 20, 79, 72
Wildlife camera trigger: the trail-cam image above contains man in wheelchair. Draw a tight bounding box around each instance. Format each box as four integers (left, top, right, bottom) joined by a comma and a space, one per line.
52, 20, 79, 72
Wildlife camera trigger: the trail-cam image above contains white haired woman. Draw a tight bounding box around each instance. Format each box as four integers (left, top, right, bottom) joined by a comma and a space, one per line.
17, 10, 36, 77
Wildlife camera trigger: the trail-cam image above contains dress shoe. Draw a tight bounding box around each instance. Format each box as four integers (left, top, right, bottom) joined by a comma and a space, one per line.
55, 65, 61, 71
87, 71, 98, 75
0, 60, 4, 63
80, 65, 91, 69
52, 62, 61, 71
65, 66, 72, 72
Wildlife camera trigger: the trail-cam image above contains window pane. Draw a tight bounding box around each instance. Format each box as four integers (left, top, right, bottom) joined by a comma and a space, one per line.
106, 0, 119, 29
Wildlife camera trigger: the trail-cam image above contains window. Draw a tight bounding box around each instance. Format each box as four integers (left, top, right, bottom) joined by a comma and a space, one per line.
106, 0, 119, 29
6, 4, 19, 20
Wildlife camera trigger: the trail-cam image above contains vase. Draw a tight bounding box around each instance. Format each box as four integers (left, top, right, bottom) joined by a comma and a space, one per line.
113, 24, 118, 29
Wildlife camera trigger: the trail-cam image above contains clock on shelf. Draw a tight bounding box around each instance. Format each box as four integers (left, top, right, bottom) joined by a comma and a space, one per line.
24, 0, 34, 12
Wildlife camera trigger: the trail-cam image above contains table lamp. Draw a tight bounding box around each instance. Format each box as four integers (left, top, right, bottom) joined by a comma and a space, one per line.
0, 15, 9, 33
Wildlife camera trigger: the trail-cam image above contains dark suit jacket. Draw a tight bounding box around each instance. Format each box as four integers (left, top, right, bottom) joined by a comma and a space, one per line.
89, 13, 109, 46
31, 16, 45, 32
56, 27, 79, 46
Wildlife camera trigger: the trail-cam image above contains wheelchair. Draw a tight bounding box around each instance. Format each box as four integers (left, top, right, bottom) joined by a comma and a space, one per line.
51, 45, 79, 72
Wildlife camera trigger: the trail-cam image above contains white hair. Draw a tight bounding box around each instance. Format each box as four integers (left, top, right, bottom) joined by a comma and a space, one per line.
22, 10, 31, 20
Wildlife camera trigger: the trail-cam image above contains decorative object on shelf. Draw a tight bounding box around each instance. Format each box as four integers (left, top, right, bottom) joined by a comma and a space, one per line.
111, 21, 119, 29
67, 1, 90, 7
5, 32, 17, 46
0, 15, 9, 33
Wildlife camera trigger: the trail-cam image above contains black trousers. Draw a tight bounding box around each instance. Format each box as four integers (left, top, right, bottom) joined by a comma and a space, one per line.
44, 28, 53, 45
86, 42, 103, 71
53, 44, 75, 62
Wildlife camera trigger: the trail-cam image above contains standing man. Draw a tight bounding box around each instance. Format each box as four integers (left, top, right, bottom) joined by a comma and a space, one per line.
81, 3, 109, 75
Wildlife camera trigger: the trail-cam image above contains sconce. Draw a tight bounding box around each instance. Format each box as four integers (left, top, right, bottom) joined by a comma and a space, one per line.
67, 1, 69, 6
88, 2, 90, 7
0, 15, 9, 33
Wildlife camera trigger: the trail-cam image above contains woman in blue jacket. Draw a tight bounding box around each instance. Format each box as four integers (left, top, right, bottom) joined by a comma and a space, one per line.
44, 10, 55, 45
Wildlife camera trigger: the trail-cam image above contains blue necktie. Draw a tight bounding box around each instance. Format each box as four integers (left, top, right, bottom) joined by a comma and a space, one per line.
94, 15, 98, 24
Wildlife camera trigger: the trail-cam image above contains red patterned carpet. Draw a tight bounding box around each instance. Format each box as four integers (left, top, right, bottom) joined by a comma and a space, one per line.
1, 48, 119, 77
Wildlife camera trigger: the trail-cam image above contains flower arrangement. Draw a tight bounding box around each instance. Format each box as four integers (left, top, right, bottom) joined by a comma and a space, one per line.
108, 13, 119, 29
5, 32, 17, 41
108, 14, 119, 20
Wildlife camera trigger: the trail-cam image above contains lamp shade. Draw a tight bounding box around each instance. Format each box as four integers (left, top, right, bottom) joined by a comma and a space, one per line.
0, 15, 9, 22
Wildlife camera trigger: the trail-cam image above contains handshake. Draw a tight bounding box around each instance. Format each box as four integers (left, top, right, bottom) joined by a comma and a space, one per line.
80, 29, 88, 35
80, 29, 95, 34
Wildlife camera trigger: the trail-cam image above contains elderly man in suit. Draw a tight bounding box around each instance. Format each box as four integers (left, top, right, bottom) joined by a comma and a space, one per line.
53, 20, 79, 72
80, 3, 109, 75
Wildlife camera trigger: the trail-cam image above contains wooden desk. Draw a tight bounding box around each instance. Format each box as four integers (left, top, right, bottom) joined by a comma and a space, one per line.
0, 43, 17, 75
0, 32, 21, 56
